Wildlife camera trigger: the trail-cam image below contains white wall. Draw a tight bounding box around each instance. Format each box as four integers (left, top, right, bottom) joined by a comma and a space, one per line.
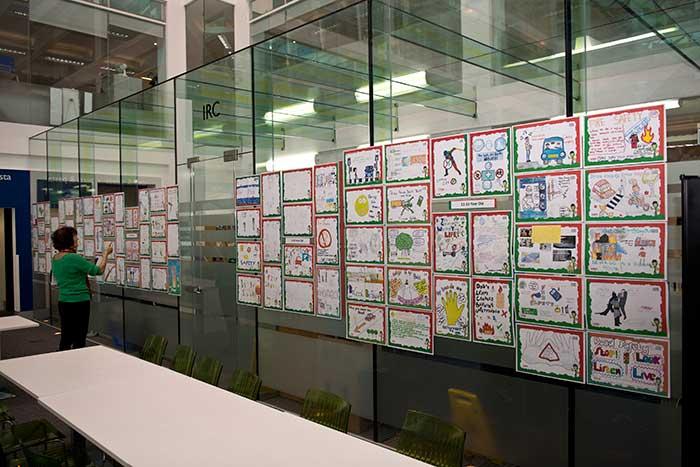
0, 122, 51, 172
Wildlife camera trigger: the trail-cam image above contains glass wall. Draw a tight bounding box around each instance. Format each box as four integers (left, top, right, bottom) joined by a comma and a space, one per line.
30, 1, 698, 465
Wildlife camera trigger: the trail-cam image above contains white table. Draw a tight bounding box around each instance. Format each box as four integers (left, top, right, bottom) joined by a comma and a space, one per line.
0, 315, 40, 399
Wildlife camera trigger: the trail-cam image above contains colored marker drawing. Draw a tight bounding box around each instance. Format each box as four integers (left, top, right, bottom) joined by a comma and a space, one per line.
386, 184, 430, 224
472, 278, 514, 346
387, 226, 430, 266
346, 226, 384, 264
434, 276, 470, 340
471, 212, 512, 276
514, 117, 580, 172
433, 213, 469, 274
586, 164, 665, 220
431, 135, 467, 198
387, 268, 431, 310
515, 171, 580, 221
517, 325, 584, 383
469, 128, 511, 196
586, 224, 664, 278
516, 275, 582, 328
515, 224, 581, 274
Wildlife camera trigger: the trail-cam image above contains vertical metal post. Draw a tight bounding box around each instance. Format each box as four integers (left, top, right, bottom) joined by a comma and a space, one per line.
173, 80, 182, 346
118, 102, 127, 352
251, 48, 260, 377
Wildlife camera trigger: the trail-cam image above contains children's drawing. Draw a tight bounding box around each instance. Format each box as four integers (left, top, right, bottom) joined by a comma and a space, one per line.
116, 256, 125, 286
315, 216, 339, 265
166, 187, 178, 221
345, 187, 383, 225
387, 226, 430, 266
314, 163, 340, 214
515, 170, 581, 222
125, 207, 139, 230
514, 117, 581, 172
387, 267, 430, 310
263, 219, 282, 263
166, 223, 179, 257
346, 265, 385, 304
585, 104, 665, 166
385, 139, 430, 183
237, 274, 262, 306
65, 198, 74, 218
586, 223, 665, 278
472, 278, 514, 347
150, 214, 166, 239
152, 267, 168, 291
284, 244, 313, 278
431, 134, 467, 198
344, 146, 383, 187
386, 183, 430, 224
284, 279, 314, 314
263, 265, 283, 310
515, 224, 581, 274
586, 279, 667, 337
345, 226, 384, 264
388, 308, 433, 354
237, 242, 262, 272
469, 128, 511, 196
139, 224, 150, 256
347, 303, 386, 344
138, 189, 149, 221
516, 274, 583, 328
167, 259, 181, 295
586, 164, 665, 221
126, 237, 139, 262
235, 175, 261, 206
236, 208, 261, 238
282, 203, 313, 237
126, 264, 140, 288
433, 213, 469, 274
95, 226, 103, 253
94, 197, 102, 223
115, 226, 125, 255
83, 217, 94, 237
58, 200, 65, 224
103, 262, 116, 284
149, 188, 165, 212
517, 324, 585, 383
316, 267, 341, 319
140, 258, 151, 289
471, 211, 512, 277
152, 241, 167, 264
103, 217, 115, 238
261, 172, 281, 217
588, 332, 669, 397
282, 168, 313, 202
434, 276, 470, 340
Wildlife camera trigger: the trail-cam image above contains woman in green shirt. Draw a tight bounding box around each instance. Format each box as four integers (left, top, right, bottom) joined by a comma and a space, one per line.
51, 226, 113, 350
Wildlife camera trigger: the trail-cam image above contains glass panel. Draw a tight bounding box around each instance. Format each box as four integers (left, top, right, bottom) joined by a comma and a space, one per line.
109, 0, 164, 21
29, 133, 50, 322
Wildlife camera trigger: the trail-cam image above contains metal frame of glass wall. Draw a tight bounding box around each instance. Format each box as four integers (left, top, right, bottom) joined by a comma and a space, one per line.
29, 1, 698, 465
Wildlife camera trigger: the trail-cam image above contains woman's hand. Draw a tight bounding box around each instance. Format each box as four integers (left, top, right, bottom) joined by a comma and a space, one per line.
105, 242, 114, 257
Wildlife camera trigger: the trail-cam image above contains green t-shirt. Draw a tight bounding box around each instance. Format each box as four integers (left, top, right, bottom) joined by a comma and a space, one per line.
52, 253, 101, 303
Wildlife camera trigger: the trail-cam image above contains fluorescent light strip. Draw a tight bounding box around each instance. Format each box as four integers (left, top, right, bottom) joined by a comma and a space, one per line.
264, 100, 315, 123
265, 152, 317, 171
356, 134, 430, 149
355, 71, 428, 103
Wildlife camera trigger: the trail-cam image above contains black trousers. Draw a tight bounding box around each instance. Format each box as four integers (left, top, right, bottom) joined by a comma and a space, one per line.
58, 301, 91, 351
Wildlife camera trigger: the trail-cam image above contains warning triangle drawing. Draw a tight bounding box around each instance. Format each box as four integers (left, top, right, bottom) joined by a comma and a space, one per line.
539, 342, 560, 362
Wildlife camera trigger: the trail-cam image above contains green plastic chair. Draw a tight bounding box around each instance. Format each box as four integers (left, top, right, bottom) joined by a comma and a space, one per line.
171, 345, 196, 376
139, 335, 168, 365
228, 369, 262, 400
1, 418, 66, 463
191, 356, 223, 386
300, 389, 351, 433
21, 442, 73, 467
395, 410, 466, 467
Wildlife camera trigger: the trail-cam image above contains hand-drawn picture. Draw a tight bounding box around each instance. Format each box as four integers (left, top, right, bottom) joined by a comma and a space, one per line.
284, 279, 314, 314
150, 214, 166, 239
517, 324, 585, 383
126, 264, 140, 288
431, 134, 467, 198
515, 274, 583, 328
388, 308, 433, 355
140, 258, 151, 289
282, 203, 313, 237
586, 279, 667, 337
58, 200, 66, 224
236, 208, 261, 238
433, 212, 469, 274
95, 226, 104, 254
345, 226, 384, 264
284, 244, 313, 278
585, 104, 665, 166
345, 186, 383, 225
387, 267, 431, 310
138, 189, 149, 222
344, 146, 382, 187
237, 242, 262, 272
514, 116, 581, 173
152, 267, 168, 291
237, 274, 262, 306
515, 224, 581, 274
166, 186, 178, 221
347, 303, 386, 344
151, 241, 167, 264
434, 275, 470, 340
235, 175, 261, 206
167, 259, 181, 295
166, 223, 179, 257
586, 223, 665, 278
115, 226, 125, 255
116, 256, 125, 286
65, 198, 75, 218
282, 168, 313, 202
263, 265, 283, 310
385, 139, 430, 183
149, 188, 166, 212
387, 226, 430, 266
515, 170, 581, 222
262, 219, 282, 263
472, 278, 514, 347
261, 172, 281, 217
346, 265, 385, 304
126, 207, 139, 230
469, 127, 511, 196
103, 217, 116, 238
139, 224, 150, 256
94, 197, 103, 223
586, 164, 665, 221
83, 217, 94, 237
126, 237, 140, 261
386, 183, 430, 224
316, 267, 341, 319
314, 163, 340, 214
588, 332, 669, 397
315, 216, 339, 265
471, 211, 512, 277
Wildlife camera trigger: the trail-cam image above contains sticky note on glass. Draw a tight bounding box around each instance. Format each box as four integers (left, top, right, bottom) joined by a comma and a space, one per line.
532, 225, 562, 244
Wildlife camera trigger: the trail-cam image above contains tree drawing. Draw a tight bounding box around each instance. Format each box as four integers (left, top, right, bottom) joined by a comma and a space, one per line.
395, 232, 414, 255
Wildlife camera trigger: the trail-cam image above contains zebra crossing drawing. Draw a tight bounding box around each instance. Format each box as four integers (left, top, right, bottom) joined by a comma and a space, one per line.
606, 193, 624, 211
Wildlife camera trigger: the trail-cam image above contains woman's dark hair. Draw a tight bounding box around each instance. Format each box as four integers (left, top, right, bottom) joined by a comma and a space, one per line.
51, 226, 77, 251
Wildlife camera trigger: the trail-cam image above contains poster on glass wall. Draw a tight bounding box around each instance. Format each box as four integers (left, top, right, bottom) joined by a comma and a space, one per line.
116, 256, 125, 286
151, 241, 167, 264
138, 189, 150, 222
236, 208, 261, 239
515, 274, 583, 329
433, 212, 469, 274
388, 308, 434, 354
115, 226, 125, 255
387, 267, 431, 310
126, 236, 139, 262
115, 192, 125, 223
140, 258, 151, 289
102, 194, 115, 216
431, 134, 467, 199
471, 211, 512, 277
150, 214, 166, 239
166, 186, 178, 221
344, 187, 383, 225
517, 324, 585, 383
167, 259, 181, 295
472, 278, 514, 347
237, 274, 262, 306
263, 265, 283, 310
262, 219, 282, 263
261, 172, 281, 217
283, 244, 313, 278
345, 265, 385, 304
387, 226, 430, 267
94, 197, 102, 223
139, 224, 150, 256
282, 203, 313, 237
166, 223, 179, 257
237, 241, 262, 272
344, 146, 382, 187
235, 175, 261, 206
513, 116, 581, 173
314, 163, 340, 214
434, 275, 470, 341
469, 127, 511, 196
385, 139, 430, 184
282, 168, 313, 203
347, 303, 386, 344
314, 216, 339, 265
514, 170, 581, 222
103, 217, 115, 238
315, 267, 341, 319
125, 264, 140, 288
284, 279, 314, 314
386, 183, 430, 224
149, 188, 165, 212
585, 223, 665, 278
515, 223, 582, 274
345, 226, 384, 264
152, 266, 168, 292
126, 207, 139, 230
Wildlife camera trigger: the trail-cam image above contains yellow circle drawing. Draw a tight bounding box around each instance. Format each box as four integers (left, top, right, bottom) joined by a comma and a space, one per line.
355, 195, 370, 216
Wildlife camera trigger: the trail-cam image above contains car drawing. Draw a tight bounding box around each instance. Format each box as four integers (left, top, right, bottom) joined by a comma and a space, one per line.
540, 136, 566, 164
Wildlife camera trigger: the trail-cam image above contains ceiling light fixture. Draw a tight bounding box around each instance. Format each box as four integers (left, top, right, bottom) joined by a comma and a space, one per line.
265, 152, 317, 171
264, 100, 316, 124
218, 34, 232, 50
355, 70, 428, 103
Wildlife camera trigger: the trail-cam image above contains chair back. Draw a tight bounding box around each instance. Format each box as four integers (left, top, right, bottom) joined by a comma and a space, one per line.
22, 445, 65, 467
171, 345, 196, 376
140, 335, 168, 365
192, 355, 223, 386
300, 388, 351, 433
396, 410, 466, 467
228, 369, 262, 400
